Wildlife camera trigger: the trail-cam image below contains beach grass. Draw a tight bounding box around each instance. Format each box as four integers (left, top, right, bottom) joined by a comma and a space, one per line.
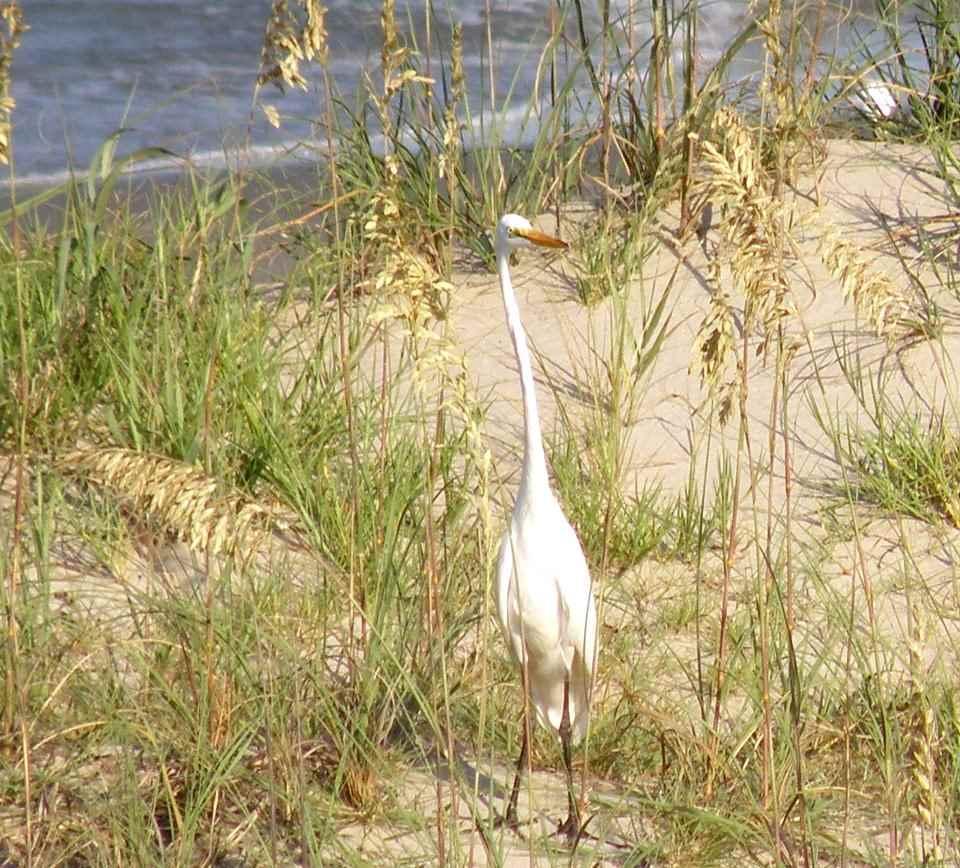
4, 0, 960, 865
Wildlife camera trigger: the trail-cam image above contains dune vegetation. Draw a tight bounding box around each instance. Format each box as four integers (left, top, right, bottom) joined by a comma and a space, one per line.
4, 0, 960, 864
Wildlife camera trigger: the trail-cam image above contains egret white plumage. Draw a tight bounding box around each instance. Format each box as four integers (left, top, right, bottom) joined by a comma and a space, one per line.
492, 214, 599, 840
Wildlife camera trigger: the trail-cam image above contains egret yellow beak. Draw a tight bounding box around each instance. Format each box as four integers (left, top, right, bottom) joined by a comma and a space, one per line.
515, 227, 568, 249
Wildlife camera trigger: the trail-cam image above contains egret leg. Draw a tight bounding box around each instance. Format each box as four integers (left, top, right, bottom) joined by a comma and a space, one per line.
556, 678, 581, 841
496, 719, 528, 831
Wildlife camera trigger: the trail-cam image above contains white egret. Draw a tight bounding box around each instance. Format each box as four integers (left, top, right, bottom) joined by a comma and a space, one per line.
492, 214, 599, 840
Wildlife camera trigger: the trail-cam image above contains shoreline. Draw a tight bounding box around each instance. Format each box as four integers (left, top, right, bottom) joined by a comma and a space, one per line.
0, 156, 329, 235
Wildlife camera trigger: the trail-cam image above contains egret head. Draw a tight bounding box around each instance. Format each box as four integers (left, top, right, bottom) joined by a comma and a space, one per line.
496, 214, 568, 256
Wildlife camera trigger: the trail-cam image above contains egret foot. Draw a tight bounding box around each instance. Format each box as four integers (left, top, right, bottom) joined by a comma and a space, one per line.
556, 679, 584, 846
494, 808, 521, 833
557, 812, 580, 841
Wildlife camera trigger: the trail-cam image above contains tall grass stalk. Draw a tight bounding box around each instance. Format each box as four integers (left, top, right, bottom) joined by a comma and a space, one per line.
5, 141, 32, 868
1, 5, 32, 863
679, 0, 698, 231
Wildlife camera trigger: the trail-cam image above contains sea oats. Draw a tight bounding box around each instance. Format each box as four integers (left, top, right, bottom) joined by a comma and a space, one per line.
699, 108, 793, 340
690, 285, 737, 426
907, 601, 941, 861
257, 0, 327, 94
60, 447, 303, 564
302, 0, 328, 66
438, 24, 464, 184
0, 2, 26, 166
690, 107, 794, 421
817, 222, 902, 337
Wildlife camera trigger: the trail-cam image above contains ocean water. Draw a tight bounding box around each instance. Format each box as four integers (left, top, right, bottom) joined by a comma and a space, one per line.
8, 1, 876, 187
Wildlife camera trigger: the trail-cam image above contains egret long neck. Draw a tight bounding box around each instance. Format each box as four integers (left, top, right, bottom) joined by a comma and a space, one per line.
498, 249, 549, 493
